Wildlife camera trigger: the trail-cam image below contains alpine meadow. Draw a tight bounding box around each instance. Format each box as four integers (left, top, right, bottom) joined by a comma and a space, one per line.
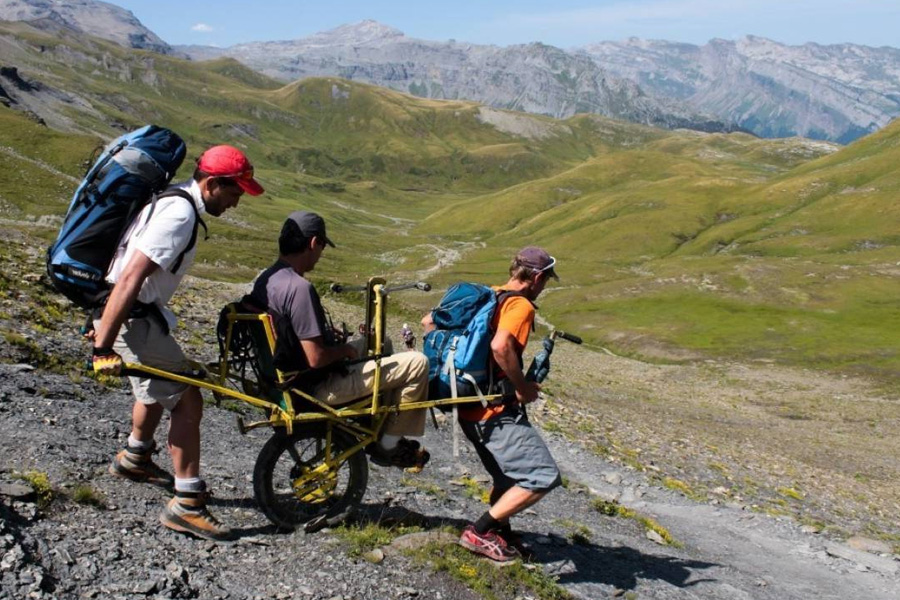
1, 12, 900, 600
3, 20, 899, 377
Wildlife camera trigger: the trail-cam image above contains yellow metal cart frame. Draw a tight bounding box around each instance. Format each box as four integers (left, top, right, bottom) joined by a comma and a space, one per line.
123, 278, 498, 531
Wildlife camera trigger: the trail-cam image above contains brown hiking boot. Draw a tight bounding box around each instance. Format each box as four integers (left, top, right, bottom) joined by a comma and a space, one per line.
109, 443, 174, 489
160, 490, 233, 541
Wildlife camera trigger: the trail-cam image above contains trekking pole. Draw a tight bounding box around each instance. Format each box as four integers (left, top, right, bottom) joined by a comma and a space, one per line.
383, 282, 431, 295
525, 330, 583, 384
329, 283, 367, 293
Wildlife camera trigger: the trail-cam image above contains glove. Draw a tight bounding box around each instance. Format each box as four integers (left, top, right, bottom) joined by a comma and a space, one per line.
92, 346, 123, 375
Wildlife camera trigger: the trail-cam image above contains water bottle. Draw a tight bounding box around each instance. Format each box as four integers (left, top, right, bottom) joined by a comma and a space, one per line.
525, 336, 555, 383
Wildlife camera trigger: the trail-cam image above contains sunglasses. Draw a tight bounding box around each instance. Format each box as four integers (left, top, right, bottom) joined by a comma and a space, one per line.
218, 167, 254, 181
535, 256, 557, 273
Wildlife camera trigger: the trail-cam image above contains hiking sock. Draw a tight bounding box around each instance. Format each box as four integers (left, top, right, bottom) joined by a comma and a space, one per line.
379, 434, 401, 452
174, 477, 205, 494
474, 511, 503, 535
497, 522, 513, 538
127, 435, 154, 453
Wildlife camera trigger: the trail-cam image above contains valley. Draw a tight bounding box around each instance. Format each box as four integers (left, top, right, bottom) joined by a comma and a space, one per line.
0, 12, 898, 598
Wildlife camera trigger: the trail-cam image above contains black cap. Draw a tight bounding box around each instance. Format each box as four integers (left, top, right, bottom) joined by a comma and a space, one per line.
280, 211, 335, 248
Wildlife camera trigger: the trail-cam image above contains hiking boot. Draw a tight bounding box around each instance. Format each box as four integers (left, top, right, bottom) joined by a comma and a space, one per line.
160, 490, 233, 541
368, 438, 430, 470
459, 525, 520, 562
109, 443, 174, 489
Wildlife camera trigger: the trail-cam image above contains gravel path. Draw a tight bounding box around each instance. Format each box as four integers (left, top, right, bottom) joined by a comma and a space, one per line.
1, 232, 898, 599
1, 357, 897, 599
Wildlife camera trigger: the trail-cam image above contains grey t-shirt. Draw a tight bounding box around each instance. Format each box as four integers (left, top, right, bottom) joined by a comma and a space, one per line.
249, 260, 334, 346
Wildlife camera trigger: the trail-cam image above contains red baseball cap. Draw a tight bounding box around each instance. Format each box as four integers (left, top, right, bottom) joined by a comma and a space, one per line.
197, 145, 264, 196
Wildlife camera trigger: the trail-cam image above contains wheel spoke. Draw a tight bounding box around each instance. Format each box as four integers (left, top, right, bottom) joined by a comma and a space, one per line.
253, 427, 368, 530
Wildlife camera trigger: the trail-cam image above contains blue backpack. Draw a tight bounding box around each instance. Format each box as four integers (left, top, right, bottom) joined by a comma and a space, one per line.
423, 283, 524, 401
46, 125, 194, 308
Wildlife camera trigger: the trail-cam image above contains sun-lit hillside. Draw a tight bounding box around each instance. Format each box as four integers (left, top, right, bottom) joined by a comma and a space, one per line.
4, 19, 899, 378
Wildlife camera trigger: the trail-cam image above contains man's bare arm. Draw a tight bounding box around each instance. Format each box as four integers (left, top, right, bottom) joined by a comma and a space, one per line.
93, 250, 159, 349
491, 328, 540, 404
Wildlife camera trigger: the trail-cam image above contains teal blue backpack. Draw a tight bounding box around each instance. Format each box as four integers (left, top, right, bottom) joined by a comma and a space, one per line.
423, 283, 523, 402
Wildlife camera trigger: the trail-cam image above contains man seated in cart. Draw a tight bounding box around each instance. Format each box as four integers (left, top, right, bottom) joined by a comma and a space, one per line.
245, 210, 430, 469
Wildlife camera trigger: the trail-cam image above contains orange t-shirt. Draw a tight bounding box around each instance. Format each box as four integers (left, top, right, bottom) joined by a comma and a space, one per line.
458, 287, 534, 421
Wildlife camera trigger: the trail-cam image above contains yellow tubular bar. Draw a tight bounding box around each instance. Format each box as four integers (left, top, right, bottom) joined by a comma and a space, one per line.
123, 362, 496, 423
370, 282, 383, 418
119, 282, 498, 437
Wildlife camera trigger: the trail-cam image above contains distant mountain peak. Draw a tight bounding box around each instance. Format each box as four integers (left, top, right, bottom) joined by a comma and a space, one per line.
310, 20, 405, 45
0, 0, 173, 53
579, 35, 900, 143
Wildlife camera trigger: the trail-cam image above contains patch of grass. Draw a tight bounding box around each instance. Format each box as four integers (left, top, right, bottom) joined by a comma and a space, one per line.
333, 522, 424, 557
2, 329, 73, 372
457, 477, 490, 504
708, 461, 730, 476
14, 470, 54, 508
400, 477, 446, 499
618, 447, 647, 472
410, 541, 572, 600
555, 519, 593, 546
70, 484, 106, 508
590, 443, 611, 457
777, 486, 804, 501
591, 497, 681, 547
662, 477, 693, 496
542, 421, 563, 434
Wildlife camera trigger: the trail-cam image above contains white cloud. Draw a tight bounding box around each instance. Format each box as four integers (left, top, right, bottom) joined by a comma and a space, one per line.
191, 23, 214, 33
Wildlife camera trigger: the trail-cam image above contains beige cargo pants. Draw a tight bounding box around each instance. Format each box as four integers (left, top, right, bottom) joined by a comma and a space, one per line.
313, 338, 428, 437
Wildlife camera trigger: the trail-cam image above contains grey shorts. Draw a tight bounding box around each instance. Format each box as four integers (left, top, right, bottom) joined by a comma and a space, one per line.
96, 317, 190, 410
459, 404, 562, 493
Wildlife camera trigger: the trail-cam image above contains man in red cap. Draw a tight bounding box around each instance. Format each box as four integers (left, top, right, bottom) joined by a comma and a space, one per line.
91, 144, 264, 541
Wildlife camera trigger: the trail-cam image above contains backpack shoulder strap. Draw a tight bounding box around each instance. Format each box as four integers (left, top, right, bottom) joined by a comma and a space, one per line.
494, 289, 535, 331
157, 188, 208, 273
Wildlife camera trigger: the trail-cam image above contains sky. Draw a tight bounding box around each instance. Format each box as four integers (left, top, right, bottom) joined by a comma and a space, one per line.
111, 0, 899, 49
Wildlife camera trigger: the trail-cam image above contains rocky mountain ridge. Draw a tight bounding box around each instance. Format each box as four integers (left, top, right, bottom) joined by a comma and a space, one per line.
0, 0, 173, 54
5, 0, 898, 143
579, 35, 900, 143
178, 20, 737, 134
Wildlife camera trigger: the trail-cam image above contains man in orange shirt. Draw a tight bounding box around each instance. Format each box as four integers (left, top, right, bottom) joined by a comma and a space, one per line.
456, 246, 562, 562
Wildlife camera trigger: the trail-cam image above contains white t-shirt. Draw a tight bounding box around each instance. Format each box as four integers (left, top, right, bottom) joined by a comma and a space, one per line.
106, 180, 206, 330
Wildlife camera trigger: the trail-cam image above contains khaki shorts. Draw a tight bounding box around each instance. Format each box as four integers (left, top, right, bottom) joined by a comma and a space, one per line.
96, 317, 190, 410
459, 404, 562, 493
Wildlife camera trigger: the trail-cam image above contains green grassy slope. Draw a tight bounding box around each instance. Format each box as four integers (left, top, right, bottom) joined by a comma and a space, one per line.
2, 20, 897, 378
417, 120, 900, 375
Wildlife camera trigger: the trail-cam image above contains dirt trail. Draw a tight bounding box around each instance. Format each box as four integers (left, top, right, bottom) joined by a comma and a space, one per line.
540, 435, 899, 599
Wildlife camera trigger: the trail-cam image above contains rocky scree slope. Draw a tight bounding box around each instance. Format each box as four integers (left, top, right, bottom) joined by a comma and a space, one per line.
1, 231, 899, 600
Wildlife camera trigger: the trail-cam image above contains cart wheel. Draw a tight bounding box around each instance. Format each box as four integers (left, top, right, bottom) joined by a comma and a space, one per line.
253, 426, 368, 531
